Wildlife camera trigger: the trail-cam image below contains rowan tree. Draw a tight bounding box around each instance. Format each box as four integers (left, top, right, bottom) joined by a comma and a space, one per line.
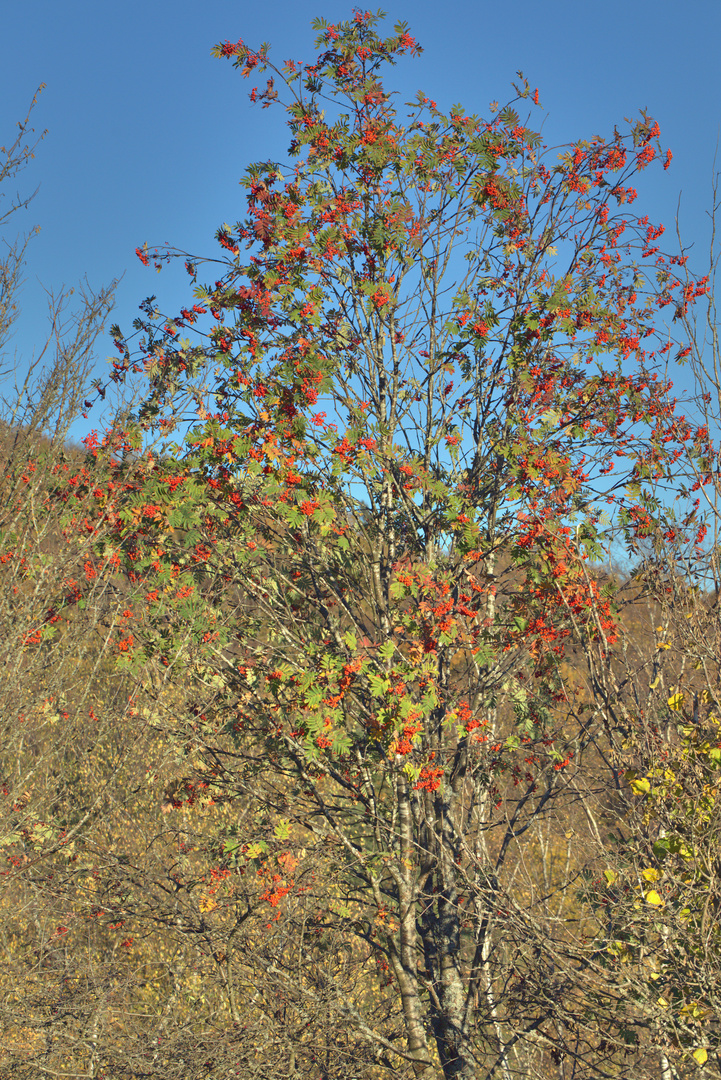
98, 12, 711, 1079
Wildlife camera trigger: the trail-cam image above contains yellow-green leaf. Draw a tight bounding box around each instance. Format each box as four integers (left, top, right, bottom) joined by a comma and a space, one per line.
641, 868, 660, 882
692, 1048, 708, 1066
645, 889, 664, 906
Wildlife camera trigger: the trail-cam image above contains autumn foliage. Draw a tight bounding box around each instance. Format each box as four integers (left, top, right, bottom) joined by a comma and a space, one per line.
3, 12, 721, 1080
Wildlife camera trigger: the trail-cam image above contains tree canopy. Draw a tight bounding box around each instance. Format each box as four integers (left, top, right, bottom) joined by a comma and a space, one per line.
3, 12, 720, 1080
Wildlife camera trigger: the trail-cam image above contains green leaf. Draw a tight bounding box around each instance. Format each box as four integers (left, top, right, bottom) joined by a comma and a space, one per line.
368, 673, 390, 698
274, 818, 291, 840
652, 838, 670, 860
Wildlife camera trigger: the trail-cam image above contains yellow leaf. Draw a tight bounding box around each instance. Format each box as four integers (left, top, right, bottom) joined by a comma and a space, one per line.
693, 1048, 708, 1066
668, 692, 685, 711
631, 778, 651, 795
658, 642, 671, 650
645, 890, 664, 906
641, 868, 660, 882
649, 676, 661, 690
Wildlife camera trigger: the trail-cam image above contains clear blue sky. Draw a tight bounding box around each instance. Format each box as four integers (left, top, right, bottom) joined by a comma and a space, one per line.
1, 0, 719, 435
